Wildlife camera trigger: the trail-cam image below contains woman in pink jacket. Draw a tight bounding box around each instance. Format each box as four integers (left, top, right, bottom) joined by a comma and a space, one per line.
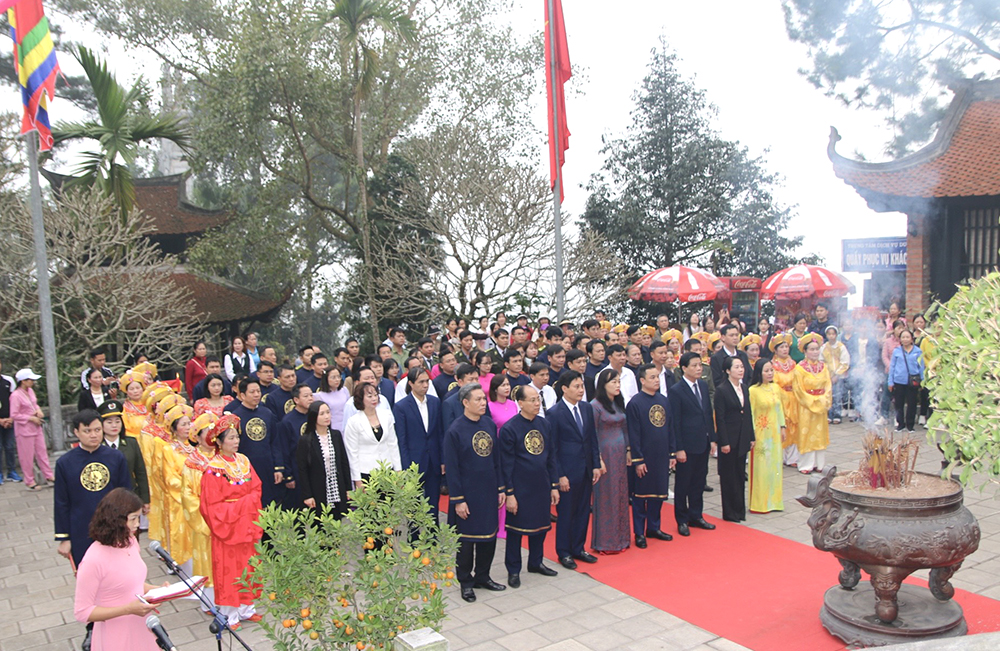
10, 368, 54, 490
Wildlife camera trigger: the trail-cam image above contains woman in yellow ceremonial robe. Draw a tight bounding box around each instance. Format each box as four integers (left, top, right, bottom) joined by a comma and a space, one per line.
793, 333, 832, 474
162, 404, 195, 576
769, 334, 799, 468
141, 384, 172, 544
183, 413, 217, 609
748, 360, 786, 513
119, 372, 149, 440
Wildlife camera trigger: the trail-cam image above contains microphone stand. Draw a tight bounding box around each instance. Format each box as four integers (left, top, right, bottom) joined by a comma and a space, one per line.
152, 555, 254, 651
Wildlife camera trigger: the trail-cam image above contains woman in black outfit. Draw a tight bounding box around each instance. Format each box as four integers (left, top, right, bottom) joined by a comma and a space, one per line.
713, 356, 755, 522
78, 367, 111, 412
296, 400, 351, 519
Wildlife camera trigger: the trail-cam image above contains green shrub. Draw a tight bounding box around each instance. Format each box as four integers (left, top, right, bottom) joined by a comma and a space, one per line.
243, 462, 460, 650
926, 271, 1000, 486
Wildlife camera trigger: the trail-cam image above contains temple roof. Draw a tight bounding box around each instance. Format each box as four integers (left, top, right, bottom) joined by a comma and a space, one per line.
171, 272, 291, 324
41, 171, 229, 235
829, 79, 1000, 212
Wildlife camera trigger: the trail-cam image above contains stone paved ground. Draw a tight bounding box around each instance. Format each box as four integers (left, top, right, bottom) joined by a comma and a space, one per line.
1, 419, 998, 651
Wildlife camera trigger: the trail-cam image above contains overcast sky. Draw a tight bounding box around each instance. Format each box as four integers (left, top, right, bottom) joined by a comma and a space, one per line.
522, 0, 910, 305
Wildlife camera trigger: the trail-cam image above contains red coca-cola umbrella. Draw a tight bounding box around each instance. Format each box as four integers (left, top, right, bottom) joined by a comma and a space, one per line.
760, 264, 855, 300
628, 265, 729, 302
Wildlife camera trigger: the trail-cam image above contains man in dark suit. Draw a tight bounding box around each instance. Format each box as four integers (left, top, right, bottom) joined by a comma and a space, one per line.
98, 400, 149, 513
394, 367, 444, 520
669, 353, 717, 537
549, 371, 601, 569
711, 324, 751, 389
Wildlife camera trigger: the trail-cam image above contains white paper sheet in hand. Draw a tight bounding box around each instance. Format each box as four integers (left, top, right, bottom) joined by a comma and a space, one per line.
143, 576, 208, 603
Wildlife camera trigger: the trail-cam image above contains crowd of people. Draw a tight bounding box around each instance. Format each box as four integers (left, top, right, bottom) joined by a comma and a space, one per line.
0, 301, 936, 650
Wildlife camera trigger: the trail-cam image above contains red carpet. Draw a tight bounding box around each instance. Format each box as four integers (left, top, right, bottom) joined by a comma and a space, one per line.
438, 496, 1000, 649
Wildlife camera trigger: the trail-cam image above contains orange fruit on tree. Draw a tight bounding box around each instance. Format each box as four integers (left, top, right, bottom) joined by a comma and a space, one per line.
412, 549, 421, 559
302, 619, 313, 630
445, 571, 454, 579
334, 619, 343, 628
309, 631, 319, 640
345, 625, 354, 635
357, 612, 365, 621
421, 557, 431, 565
383, 527, 393, 535
357, 642, 366, 650
289, 619, 297, 628
268, 592, 276, 601
300, 608, 311, 618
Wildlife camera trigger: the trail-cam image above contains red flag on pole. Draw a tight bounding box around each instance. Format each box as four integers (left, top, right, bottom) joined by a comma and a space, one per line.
545, 0, 570, 200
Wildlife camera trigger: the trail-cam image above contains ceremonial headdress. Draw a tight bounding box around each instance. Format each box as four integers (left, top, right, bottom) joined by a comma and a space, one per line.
691, 331, 710, 345
118, 371, 140, 391
738, 333, 762, 352
660, 328, 682, 344
769, 333, 793, 352
612, 323, 629, 334
209, 413, 241, 447
141, 381, 169, 405
163, 404, 193, 431
707, 331, 722, 346
131, 362, 157, 383
156, 393, 185, 418
599, 320, 612, 332
798, 332, 824, 352
640, 325, 656, 336
190, 413, 219, 445
144, 384, 172, 411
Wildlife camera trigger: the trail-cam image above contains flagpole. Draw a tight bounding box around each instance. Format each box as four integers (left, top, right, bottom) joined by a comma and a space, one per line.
25, 132, 64, 451
547, 0, 565, 322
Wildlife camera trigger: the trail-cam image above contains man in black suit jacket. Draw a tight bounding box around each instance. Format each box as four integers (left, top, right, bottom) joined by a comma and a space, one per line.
669, 353, 717, 537
549, 371, 601, 569
710, 324, 751, 388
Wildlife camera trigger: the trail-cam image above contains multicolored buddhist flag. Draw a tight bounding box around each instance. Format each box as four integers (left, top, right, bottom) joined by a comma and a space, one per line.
8, 0, 59, 150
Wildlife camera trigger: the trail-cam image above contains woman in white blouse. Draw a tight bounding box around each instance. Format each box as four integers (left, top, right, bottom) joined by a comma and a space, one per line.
343, 383, 401, 488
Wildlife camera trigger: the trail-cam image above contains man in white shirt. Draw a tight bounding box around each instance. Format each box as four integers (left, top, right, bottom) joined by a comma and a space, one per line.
526, 363, 557, 415
396, 357, 439, 403
649, 341, 675, 397
605, 343, 638, 405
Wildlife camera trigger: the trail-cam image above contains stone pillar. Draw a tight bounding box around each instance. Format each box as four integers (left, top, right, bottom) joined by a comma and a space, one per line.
905, 212, 931, 314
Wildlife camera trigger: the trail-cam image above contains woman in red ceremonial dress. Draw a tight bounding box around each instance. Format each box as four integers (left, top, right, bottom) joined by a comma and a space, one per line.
199, 414, 263, 628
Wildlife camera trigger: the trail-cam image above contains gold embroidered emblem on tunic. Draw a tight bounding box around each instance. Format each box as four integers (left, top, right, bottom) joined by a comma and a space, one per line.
472, 431, 493, 457
649, 404, 666, 428
80, 462, 110, 492
246, 417, 266, 441
524, 430, 544, 455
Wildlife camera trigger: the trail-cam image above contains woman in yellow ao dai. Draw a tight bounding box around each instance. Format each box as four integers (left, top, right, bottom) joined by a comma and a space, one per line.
162, 403, 195, 570
768, 334, 799, 467
183, 413, 218, 587
792, 333, 832, 474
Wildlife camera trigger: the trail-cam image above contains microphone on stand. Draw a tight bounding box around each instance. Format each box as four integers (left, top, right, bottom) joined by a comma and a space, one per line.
146, 615, 178, 651
148, 540, 179, 570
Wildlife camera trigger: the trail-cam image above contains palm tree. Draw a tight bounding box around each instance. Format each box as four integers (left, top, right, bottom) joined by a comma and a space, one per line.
52, 45, 190, 220
322, 0, 416, 342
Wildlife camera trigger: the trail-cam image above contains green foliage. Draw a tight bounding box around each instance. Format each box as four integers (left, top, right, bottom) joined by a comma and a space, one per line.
783, 0, 1000, 156
926, 271, 1000, 486
51, 46, 190, 220
247, 462, 459, 649
582, 42, 812, 324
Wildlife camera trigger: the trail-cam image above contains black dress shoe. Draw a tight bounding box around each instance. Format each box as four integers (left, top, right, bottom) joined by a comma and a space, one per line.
703, 485, 714, 492
474, 578, 506, 591
646, 529, 673, 541
507, 573, 520, 588
635, 535, 647, 548
461, 588, 476, 602
573, 551, 598, 564
690, 518, 716, 530
528, 563, 558, 577
559, 556, 578, 570
677, 523, 690, 536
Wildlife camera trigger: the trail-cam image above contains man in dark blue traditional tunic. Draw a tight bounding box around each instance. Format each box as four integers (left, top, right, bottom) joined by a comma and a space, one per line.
499, 386, 559, 588
228, 377, 283, 507
626, 364, 677, 548
263, 364, 297, 420
278, 384, 311, 509
443, 383, 505, 603
55, 410, 133, 568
